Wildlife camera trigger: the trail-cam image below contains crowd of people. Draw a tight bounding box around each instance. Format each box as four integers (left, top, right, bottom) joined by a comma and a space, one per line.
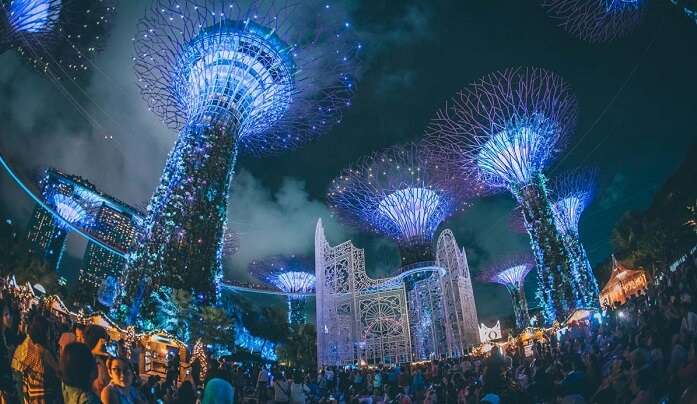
0, 252, 696, 403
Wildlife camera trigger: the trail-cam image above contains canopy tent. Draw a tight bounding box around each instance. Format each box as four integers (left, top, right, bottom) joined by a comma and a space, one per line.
600, 256, 649, 308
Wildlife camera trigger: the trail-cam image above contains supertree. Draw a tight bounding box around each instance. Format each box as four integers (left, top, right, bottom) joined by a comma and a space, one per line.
550, 168, 600, 309
249, 255, 316, 325
478, 255, 534, 329
542, 0, 697, 43
328, 142, 479, 267
123, 0, 361, 323
0, 0, 117, 80
426, 67, 581, 324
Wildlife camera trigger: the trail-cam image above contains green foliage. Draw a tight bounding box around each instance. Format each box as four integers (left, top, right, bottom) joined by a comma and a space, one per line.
193, 306, 235, 350
276, 324, 317, 369
610, 145, 697, 274
0, 220, 58, 293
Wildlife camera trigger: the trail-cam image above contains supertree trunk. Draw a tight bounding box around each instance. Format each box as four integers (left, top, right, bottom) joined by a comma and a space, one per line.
561, 229, 600, 309
124, 119, 238, 324
289, 298, 307, 326
515, 174, 579, 324
509, 286, 530, 329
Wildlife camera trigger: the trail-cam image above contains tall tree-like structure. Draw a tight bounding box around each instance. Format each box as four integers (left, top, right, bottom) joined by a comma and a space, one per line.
328, 142, 479, 266
551, 168, 600, 309
124, 0, 361, 324
426, 67, 580, 323
542, 0, 646, 43
479, 255, 533, 329
0, 0, 117, 79
249, 255, 315, 325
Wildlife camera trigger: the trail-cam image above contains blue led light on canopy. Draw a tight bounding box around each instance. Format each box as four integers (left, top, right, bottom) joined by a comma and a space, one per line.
0, 0, 117, 79
542, 0, 646, 43
269, 271, 316, 297
551, 168, 597, 234
479, 254, 534, 328
134, 0, 361, 154
328, 142, 479, 248
7, 0, 62, 34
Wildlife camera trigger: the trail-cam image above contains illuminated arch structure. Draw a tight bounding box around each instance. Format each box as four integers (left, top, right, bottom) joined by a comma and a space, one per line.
0, 0, 117, 80
124, 0, 361, 324
315, 219, 479, 366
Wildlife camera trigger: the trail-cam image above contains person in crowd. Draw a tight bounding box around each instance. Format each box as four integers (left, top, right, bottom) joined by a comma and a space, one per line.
202, 377, 234, 404
11, 314, 60, 403
273, 370, 291, 403
60, 342, 100, 404
101, 356, 146, 404
0, 299, 18, 403
84, 324, 110, 397
172, 380, 195, 404
290, 371, 310, 404
257, 364, 271, 402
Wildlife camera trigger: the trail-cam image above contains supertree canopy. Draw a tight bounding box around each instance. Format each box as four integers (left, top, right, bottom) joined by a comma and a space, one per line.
328, 142, 477, 265
124, 0, 360, 323
551, 168, 600, 309
479, 255, 534, 329
249, 255, 316, 325
426, 67, 581, 324
542, 0, 646, 43
0, 0, 117, 79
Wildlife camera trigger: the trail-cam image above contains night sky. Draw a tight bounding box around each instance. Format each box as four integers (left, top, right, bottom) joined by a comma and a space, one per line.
1, 0, 696, 322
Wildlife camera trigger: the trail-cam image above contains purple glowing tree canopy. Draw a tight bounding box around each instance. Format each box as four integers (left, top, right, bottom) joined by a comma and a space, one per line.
551, 168, 598, 235
426, 67, 577, 191
479, 255, 534, 292
328, 142, 478, 246
134, 0, 361, 155
0, 0, 117, 78
542, 0, 646, 43
249, 255, 315, 296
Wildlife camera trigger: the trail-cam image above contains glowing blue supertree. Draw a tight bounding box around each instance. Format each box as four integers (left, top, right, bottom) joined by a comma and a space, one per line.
0, 0, 117, 79
124, 0, 360, 323
543, 0, 697, 42
426, 67, 580, 324
550, 168, 600, 309
328, 142, 479, 266
478, 255, 534, 329
249, 255, 316, 325
542, 0, 646, 43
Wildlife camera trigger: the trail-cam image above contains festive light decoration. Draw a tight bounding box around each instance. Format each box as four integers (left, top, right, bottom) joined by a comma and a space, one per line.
426, 67, 580, 323
479, 255, 534, 329
222, 230, 240, 257
551, 168, 600, 309
0, 0, 117, 79
328, 142, 478, 265
249, 255, 315, 325
124, 0, 361, 323
191, 339, 208, 381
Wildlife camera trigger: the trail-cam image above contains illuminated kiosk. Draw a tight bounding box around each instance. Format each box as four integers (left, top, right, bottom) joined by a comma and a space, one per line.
315, 220, 479, 366
599, 256, 649, 308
